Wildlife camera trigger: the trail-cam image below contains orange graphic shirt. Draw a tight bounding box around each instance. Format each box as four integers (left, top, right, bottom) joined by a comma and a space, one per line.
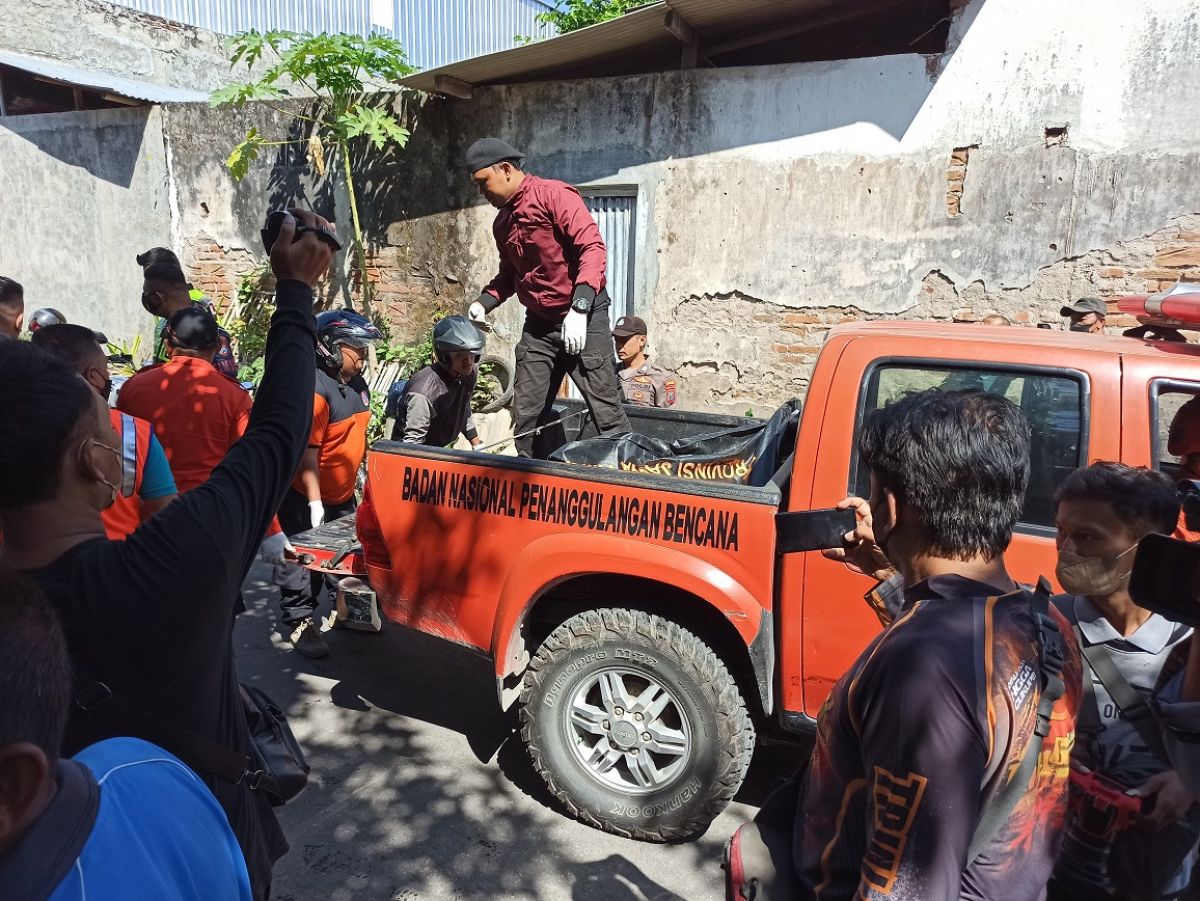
796, 575, 1082, 901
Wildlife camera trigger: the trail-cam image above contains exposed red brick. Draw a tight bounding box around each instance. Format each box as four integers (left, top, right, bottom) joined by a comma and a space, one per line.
1097, 267, 1126, 278
1134, 268, 1179, 280
1155, 246, 1200, 268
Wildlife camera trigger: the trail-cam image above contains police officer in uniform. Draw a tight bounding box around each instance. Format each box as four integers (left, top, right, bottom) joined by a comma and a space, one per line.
612, 315, 677, 408
392, 316, 484, 447
465, 137, 631, 457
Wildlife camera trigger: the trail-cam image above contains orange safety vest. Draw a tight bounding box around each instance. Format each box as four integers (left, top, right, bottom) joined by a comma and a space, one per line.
100, 409, 152, 540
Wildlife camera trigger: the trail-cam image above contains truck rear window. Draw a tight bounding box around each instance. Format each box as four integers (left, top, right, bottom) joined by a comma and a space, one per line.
853, 364, 1085, 529
1151, 382, 1200, 481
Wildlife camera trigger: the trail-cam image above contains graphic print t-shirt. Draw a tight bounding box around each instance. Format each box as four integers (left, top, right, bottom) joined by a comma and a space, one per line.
795, 575, 1082, 901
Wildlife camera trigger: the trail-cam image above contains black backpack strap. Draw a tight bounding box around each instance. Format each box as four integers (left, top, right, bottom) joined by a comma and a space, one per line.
1052, 595, 1172, 765
73, 670, 260, 788
1077, 638, 1171, 764
967, 577, 1066, 861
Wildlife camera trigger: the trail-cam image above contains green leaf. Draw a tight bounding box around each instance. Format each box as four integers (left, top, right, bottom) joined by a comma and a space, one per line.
208, 81, 284, 108
226, 129, 264, 180
337, 106, 410, 150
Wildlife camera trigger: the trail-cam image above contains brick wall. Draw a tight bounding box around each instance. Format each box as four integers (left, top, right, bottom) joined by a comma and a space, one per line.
661, 215, 1200, 414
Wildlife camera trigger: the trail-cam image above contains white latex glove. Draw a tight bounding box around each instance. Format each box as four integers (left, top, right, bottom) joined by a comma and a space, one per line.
562, 309, 587, 355
468, 301, 488, 325
258, 532, 295, 566
309, 500, 325, 530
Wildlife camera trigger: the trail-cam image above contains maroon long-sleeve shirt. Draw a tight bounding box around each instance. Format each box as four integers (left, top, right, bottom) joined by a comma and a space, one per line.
482, 174, 607, 324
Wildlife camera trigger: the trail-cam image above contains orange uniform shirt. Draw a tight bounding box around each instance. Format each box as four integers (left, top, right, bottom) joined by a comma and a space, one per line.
293, 370, 371, 505
117, 356, 252, 494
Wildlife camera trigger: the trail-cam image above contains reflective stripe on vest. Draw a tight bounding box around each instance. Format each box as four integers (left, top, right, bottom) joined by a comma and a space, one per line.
119, 412, 138, 498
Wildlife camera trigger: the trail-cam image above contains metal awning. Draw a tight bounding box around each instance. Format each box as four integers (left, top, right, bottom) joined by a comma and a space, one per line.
401, 0, 949, 96
0, 50, 209, 103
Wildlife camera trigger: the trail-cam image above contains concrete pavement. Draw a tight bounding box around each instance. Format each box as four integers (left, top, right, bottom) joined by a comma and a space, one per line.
236, 563, 804, 901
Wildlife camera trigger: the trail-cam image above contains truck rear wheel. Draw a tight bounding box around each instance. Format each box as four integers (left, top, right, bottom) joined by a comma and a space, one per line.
520, 608, 755, 841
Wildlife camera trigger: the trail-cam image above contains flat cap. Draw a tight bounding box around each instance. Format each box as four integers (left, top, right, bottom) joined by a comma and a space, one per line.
465, 137, 525, 173
1060, 296, 1107, 317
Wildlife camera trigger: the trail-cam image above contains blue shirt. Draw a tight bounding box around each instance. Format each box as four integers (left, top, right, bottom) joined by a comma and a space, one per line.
48, 738, 251, 901
140, 434, 177, 501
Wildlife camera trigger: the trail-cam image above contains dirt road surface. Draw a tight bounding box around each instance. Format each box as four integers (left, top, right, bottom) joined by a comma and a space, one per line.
236, 563, 804, 901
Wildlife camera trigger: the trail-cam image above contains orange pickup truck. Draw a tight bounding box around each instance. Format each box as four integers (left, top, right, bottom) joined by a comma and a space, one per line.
294, 321, 1200, 841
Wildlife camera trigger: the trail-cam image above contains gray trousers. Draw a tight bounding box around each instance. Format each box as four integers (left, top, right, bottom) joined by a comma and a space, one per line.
514, 296, 630, 458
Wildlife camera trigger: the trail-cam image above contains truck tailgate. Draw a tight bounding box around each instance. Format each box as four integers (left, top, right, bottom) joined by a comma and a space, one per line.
288, 513, 366, 576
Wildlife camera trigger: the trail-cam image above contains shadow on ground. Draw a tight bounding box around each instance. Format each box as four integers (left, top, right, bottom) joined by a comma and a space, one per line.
235, 566, 802, 900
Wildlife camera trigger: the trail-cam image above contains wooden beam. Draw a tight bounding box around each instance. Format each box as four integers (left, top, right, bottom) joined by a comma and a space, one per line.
664, 9, 695, 46
432, 75, 473, 100
664, 8, 703, 70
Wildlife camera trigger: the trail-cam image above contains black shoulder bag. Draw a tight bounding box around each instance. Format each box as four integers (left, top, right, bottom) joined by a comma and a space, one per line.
73, 671, 308, 807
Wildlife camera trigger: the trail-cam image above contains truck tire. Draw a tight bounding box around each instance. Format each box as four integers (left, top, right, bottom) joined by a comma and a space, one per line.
520, 608, 755, 842
477, 354, 515, 414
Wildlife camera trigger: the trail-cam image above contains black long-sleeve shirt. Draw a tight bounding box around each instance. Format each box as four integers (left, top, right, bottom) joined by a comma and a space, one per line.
26, 279, 317, 900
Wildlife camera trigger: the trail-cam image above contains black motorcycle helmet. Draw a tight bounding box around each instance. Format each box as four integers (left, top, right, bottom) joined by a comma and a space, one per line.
315, 308, 383, 373
432, 316, 485, 368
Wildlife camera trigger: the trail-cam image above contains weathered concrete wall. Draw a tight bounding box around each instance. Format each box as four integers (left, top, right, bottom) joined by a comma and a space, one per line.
3, 0, 246, 94
163, 0, 1200, 412
0, 105, 172, 345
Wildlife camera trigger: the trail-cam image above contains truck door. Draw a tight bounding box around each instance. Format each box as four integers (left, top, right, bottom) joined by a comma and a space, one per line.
788, 345, 1116, 720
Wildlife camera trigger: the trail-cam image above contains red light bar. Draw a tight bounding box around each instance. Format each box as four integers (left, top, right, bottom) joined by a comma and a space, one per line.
1115, 282, 1200, 328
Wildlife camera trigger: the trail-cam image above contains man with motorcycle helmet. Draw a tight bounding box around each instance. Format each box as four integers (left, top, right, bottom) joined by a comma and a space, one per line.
391, 316, 485, 448
273, 308, 382, 658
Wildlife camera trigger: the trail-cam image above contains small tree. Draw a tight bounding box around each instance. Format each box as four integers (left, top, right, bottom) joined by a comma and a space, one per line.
210, 31, 415, 315
537, 0, 655, 33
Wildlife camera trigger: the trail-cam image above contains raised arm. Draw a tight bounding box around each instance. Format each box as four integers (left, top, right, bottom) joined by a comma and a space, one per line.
118, 211, 333, 608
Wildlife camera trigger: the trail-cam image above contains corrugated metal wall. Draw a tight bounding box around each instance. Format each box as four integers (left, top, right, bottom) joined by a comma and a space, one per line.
117, 0, 376, 40
564, 191, 638, 400
113, 0, 555, 70
396, 0, 555, 71
585, 193, 637, 324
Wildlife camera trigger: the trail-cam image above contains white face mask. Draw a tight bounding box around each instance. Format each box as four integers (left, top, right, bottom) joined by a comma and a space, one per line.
1056, 544, 1137, 597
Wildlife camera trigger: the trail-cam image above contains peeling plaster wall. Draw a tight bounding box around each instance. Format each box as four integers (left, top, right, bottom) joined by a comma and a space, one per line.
0, 106, 172, 344
160, 0, 1200, 412
2, 0, 250, 95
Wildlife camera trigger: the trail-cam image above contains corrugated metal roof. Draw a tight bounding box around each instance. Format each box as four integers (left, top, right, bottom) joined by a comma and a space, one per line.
402, 0, 937, 92
0, 50, 209, 102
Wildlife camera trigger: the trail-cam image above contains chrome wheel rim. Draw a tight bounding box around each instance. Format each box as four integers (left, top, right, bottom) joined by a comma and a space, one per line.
566, 667, 691, 794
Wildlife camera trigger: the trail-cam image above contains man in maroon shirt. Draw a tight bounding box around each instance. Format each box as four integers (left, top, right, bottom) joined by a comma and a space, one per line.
465, 137, 630, 457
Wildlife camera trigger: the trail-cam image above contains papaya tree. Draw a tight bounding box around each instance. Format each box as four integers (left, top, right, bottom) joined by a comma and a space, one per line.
210, 31, 415, 315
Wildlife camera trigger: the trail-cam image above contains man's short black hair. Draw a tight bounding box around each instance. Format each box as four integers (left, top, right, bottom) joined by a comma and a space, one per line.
1054, 462, 1179, 537
0, 341, 95, 509
0, 566, 71, 760
135, 247, 180, 269
0, 276, 23, 311
30, 324, 104, 370
142, 259, 189, 288
859, 389, 1030, 561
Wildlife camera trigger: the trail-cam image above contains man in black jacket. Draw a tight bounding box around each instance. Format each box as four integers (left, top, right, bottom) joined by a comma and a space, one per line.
0, 210, 333, 899
392, 315, 485, 447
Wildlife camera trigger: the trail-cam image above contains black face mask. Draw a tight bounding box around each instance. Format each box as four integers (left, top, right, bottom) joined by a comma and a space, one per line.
1069, 322, 1093, 332
98, 378, 113, 402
